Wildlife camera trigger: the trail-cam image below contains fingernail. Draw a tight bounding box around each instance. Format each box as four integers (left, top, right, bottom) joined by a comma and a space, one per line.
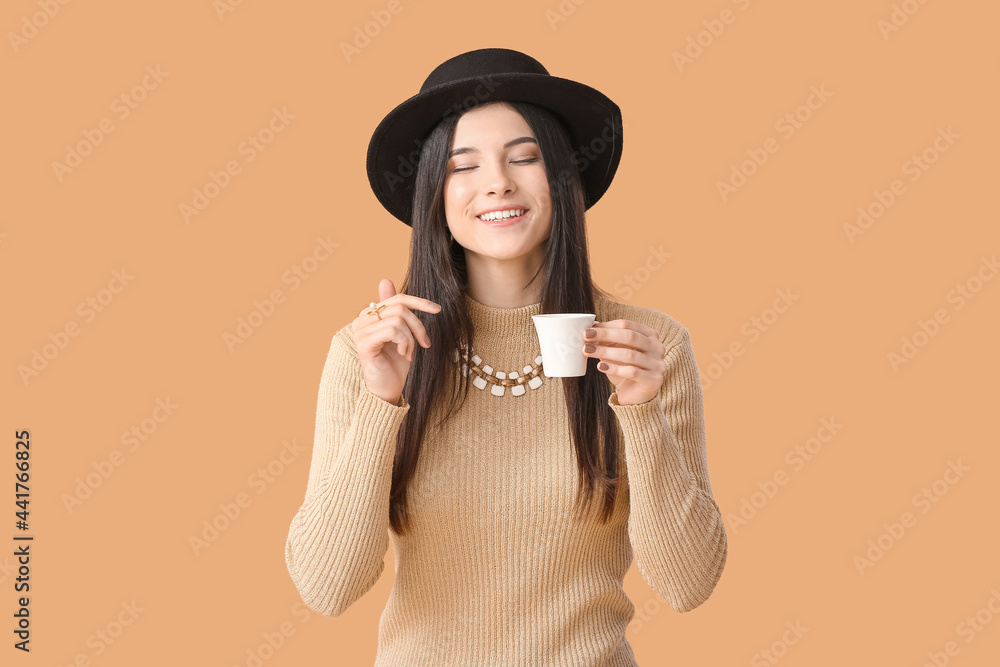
584, 328, 596, 338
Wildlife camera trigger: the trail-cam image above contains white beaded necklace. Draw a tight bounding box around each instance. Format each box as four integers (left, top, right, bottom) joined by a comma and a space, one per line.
449, 343, 545, 397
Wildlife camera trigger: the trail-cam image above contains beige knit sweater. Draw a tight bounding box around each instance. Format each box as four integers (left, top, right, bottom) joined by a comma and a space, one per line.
284, 292, 727, 666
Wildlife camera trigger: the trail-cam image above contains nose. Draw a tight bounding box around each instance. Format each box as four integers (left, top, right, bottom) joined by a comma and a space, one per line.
481, 159, 516, 196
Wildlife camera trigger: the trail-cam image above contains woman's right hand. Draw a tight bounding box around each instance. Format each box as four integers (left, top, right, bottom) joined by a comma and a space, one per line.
351, 278, 441, 406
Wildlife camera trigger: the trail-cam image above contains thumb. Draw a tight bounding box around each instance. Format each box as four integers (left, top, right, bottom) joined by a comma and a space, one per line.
378, 278, 396, 302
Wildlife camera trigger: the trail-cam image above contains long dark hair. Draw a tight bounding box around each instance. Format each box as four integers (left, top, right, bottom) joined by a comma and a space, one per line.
391, 100, 622, 535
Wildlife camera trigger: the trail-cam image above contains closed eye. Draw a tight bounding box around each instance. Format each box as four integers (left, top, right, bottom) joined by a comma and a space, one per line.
452, 158, 540, 173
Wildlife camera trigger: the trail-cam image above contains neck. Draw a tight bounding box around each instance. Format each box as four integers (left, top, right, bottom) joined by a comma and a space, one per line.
463, 249, 544, 308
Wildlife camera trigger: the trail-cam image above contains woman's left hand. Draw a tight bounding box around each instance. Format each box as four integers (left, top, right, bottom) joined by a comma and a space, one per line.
582, 320, 667, 406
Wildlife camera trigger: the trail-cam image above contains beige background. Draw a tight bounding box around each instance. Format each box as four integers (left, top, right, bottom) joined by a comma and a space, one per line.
3, 0, 999, 665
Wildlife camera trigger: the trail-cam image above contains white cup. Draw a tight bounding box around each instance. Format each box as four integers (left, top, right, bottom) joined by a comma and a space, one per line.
531, 313, 597, 377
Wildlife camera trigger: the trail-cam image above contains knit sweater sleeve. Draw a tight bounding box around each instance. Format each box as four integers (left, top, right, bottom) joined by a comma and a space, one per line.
607, 325, 728, 613
284, 326, 410, 617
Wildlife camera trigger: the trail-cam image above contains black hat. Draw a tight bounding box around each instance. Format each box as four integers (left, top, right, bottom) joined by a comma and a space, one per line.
365, 47, 624, 227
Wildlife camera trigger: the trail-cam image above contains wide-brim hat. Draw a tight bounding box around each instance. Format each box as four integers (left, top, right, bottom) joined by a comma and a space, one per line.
365, 47, 623, 227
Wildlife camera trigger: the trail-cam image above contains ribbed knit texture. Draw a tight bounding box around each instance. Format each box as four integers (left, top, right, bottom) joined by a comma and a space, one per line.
284, 292, 727, 666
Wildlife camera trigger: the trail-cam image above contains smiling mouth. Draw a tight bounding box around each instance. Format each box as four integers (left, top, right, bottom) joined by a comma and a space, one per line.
477, 209, 528, 226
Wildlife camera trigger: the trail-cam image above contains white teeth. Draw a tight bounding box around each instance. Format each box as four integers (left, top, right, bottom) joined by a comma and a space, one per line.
478, 208, 525, 221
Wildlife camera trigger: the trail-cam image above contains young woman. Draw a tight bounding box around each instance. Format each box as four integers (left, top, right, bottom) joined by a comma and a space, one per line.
284, 47, 727, 666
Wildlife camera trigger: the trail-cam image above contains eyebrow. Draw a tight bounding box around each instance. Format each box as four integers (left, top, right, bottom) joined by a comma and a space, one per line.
447, 136, 537, 159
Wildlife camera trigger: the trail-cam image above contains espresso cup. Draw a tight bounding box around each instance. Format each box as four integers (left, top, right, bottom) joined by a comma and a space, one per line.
531, 313, 597, 377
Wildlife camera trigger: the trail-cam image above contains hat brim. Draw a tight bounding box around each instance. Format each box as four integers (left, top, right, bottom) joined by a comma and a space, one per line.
366, 72, 623, 227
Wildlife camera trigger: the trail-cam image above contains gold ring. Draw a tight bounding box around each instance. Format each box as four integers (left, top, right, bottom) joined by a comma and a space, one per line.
366, 301, 385, 320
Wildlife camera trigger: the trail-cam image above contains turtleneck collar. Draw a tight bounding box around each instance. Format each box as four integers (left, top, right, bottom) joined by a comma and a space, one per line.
462, 292, 544, 355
